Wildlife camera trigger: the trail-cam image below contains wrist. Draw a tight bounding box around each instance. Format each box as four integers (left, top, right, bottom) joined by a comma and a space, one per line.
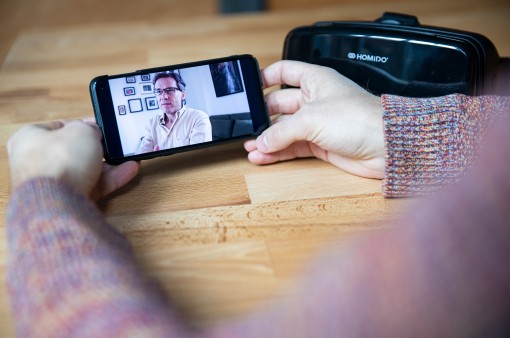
364, 94, 386, 178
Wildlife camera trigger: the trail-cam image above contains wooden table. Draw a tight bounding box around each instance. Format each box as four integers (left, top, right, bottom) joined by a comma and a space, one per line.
1, 1, 508, 336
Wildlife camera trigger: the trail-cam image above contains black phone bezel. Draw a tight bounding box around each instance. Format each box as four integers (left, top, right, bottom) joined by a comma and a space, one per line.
90, 54, 269, 164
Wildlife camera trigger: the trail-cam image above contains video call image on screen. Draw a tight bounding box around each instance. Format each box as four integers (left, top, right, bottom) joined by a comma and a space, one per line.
108, 61, 254, 156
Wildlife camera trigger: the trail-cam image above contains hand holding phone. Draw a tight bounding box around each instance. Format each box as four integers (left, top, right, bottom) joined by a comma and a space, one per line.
90, 55, 270, 164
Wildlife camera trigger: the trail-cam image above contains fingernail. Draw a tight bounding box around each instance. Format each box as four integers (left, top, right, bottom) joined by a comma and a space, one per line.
258, 134, 269, 152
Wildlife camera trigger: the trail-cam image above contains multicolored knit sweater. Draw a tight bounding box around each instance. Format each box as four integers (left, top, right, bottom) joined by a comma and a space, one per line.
382, 94, 509, 196
6, 94, 510, 337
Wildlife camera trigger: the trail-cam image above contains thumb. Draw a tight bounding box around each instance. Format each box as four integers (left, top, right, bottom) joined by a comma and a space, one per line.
91, 161, 140, 200
256, 114, 308, 153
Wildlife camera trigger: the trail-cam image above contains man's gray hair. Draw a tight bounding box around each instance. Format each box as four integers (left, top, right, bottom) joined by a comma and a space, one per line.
153, 71, 186, 91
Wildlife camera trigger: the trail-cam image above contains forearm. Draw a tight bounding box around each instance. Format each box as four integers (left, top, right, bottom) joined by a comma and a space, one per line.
6, 178, 186, 337
210, 112, 510, 337
381, 94, 510, 197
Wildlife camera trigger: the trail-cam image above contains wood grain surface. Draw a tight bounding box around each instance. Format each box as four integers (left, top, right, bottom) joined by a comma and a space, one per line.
0, 0, 509, 336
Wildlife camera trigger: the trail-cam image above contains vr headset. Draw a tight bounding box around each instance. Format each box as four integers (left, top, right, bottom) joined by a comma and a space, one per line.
283, 12, 509, 97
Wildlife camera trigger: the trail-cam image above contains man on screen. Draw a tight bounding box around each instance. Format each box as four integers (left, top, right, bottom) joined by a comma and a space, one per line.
136, 72, 212, 154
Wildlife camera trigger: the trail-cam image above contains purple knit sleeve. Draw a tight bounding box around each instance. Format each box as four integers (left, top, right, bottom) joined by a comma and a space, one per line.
381, 94, 510, 197
6, 178, 188, 337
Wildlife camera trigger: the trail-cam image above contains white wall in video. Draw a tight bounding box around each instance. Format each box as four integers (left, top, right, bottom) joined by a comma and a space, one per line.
108, 61, 251, 155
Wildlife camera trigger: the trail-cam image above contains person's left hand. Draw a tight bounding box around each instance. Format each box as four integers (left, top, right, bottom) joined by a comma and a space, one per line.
7, 120, 140, 200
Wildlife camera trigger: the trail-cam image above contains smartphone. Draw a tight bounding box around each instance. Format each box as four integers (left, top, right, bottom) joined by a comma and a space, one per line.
90, 54, 270, 164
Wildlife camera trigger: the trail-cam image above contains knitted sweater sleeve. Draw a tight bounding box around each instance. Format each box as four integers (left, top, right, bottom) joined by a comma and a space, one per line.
381, 94, 510, 197
6, 178, 189, 337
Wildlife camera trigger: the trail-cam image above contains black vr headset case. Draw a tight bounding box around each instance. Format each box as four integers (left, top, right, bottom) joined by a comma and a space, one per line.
283, 12, 507, 97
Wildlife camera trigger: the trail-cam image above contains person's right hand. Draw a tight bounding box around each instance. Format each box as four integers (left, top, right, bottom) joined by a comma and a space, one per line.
244, 60, 385, 179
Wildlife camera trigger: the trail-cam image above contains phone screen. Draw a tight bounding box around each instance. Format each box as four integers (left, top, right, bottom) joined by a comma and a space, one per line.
90, 55, 269, 164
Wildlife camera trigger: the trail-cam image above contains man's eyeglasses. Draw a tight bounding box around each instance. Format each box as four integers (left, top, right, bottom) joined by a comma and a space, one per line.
154, 87, 180, 96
